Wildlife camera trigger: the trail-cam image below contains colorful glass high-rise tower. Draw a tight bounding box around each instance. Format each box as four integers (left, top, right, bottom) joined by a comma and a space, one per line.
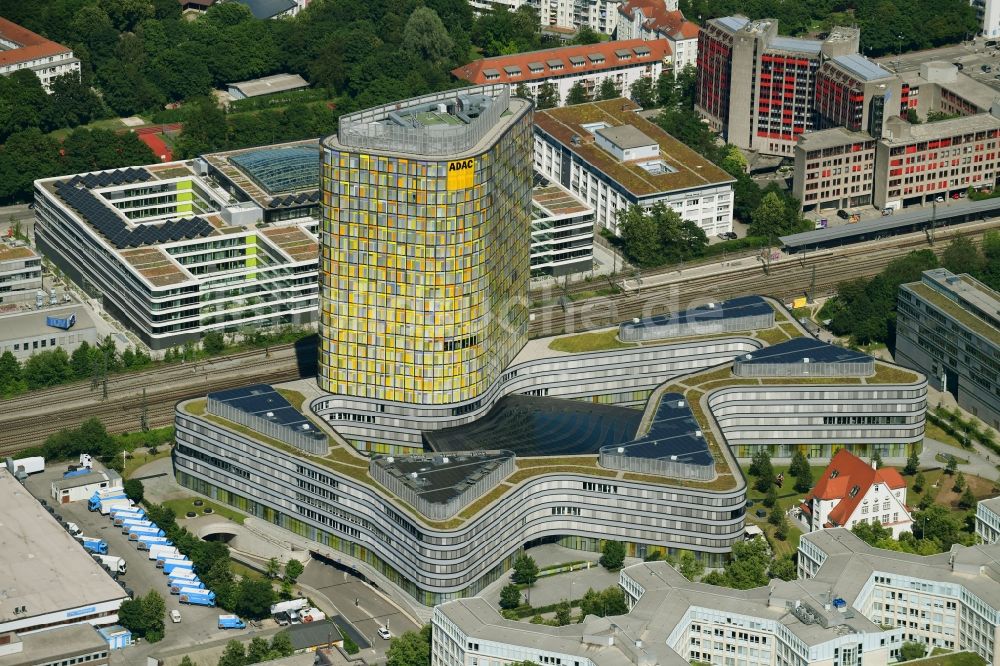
319, 86, 533, 406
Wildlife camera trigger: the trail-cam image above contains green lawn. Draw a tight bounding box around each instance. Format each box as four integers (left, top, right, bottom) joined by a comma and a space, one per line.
49, 117, 127, 139
910, 652, 986, 666
231, 561, 267, 582
163, 496, 247, 525
548, 330, 634, 353
744, 465, 804, 557
926, 421, 966, 449
124, 447, 172, 479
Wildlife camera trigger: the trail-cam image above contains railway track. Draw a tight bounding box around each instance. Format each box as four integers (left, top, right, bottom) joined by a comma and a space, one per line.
1, 220, 995, 454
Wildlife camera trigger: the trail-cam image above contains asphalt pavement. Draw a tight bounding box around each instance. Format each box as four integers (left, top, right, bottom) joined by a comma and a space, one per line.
298, 559, 419, 657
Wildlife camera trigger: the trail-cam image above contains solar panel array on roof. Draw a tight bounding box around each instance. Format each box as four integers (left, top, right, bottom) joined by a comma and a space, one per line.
267, 190, 320, 208
738, 337, 871, 365
66, 167, 153, 190
208, 383, 326, 441
601, 393, 714, 467
55, 180, 214, 249
425, 394, 642, 457
620, 296, 773, 333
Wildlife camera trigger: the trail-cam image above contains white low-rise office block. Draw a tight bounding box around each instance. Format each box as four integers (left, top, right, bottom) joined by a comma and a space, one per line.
534, 99, 735, 236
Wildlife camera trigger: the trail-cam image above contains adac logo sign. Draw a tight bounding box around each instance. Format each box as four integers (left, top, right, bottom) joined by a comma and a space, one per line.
447, 158, 475, 191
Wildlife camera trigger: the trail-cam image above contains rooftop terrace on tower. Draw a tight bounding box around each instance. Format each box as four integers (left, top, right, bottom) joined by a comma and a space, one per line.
323, 84, 532, 159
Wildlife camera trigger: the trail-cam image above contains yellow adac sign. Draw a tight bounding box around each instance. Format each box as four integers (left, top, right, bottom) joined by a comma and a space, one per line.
447, 158, 475, 191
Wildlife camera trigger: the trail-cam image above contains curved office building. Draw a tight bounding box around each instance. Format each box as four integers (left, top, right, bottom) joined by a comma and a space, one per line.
174, 331, 926, 606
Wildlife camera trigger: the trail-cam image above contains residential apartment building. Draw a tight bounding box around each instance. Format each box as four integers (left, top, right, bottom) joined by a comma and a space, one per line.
696, 16, 860, 156
616, 0, 699, 72
433, 559, 906, 666
793, 128, 878, 211
533, 98, 735, 235
451, 40, 668, 107
799, 529, 1000, 661
34, 141, 322, 350
975, 496, 1000, 544
0, 18, 80, 92
319, 86, 533, 406
896, 268, 1000, 429
466, 0, 622, 35
802, 449, 913, 537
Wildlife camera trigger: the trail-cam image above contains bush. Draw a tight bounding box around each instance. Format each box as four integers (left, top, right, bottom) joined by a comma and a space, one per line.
342, 635, 359, 655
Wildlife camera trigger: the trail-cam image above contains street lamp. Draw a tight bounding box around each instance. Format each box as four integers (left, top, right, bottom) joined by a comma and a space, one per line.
897, 34, 904, 58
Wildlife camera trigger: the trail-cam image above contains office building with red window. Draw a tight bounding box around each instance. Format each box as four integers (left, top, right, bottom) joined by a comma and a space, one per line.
815, 54, 901, 137
875, 113, 1000, 209
696, 16, 859, 156
793, 128, 878, 212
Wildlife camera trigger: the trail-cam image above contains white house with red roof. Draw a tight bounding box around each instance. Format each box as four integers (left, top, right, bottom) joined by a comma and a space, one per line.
801, 449, 913, 538
451, 39, 668, 107
0, 18, 80, 93
617, 0, 700, 72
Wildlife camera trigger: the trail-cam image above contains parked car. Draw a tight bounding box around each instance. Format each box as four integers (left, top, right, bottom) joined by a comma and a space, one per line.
836, 209, 850, 219
987, 40, 998, 47
935, 195, 945, 203
170, 610, 181, 623
881, 207, 893, 216
982, 64, 993, 73
378, 627, 392, 640
274, 611, 291, 626
954, 62, 964, 70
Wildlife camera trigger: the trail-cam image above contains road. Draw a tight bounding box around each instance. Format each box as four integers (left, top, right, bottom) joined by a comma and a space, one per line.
298, 559, 419, 657
0, 203, 35, 239
0, 219, 996, 454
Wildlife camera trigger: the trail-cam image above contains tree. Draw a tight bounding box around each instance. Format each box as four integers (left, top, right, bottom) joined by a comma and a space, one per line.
904, 450, 920, 476
914, 472, 926, 493
118, 590, 165, 642
246, 636, 272, 664
629, 76, 655, 108
767, 506, 784, 527
202, 331, 226, 355
941, 236, 984, 276
402, 7, 454, 65
571, 25, 602, 44
536, 82, 559, 109
600, 540, 626, 570
265, 557, 281, 580
579, 586, 628, 617
719, 144, 748, 177
218, 640, 247, 666
617, 204, 662, 267
954, 471, 966, 492
124, 479, 145, 505
959, 485, 977, 510
179, 657, 197, 666
269, 632, 294, 658
511, 553, 539, 586
899, 641, 926, 661
596, 78, 619, 100
283, 558, 304, 584
499, 584, 522, 609
678, 552, 703, 581
769, 556, 796, 581
514, 83, 531, 101
566, 81, 590, 105
22, 348, 73, 390
554, 601, 572, 626
754, 450, 775, 493
386, 625, 432, 666
749, 192, 786, 240
852, 520, 893, 545
235, 579, 276, 620
793, 458, 813, 494
0, 351, 25, 397
773, 513, 790, 541
871, 449, 883, 469
763, 484, 778, 508
946, 455, 958, 474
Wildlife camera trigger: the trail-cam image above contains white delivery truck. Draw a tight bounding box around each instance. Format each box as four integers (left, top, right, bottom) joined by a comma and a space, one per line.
11, 456, 44, 475
94, 554, 127, 575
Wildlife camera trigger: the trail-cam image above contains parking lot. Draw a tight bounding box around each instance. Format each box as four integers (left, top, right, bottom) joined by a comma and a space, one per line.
21, 465, 256, 662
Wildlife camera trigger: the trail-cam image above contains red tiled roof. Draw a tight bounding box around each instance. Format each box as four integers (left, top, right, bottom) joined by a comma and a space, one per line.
618, 0, 700, 40
452, 39, 670, 86
0, 18, 72, 68
804, 449, 907, 528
